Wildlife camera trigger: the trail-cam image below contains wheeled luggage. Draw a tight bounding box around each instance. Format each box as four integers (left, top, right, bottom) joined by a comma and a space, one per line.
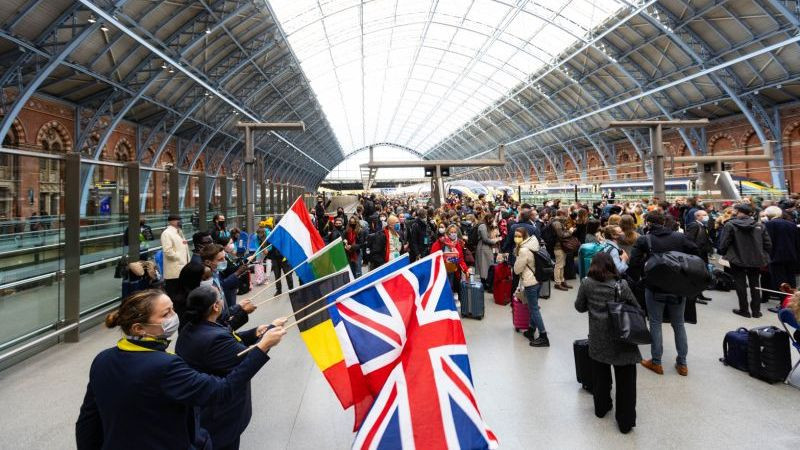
747, 326, 792, 383
512, 295, 530, 331
720, 327, 750, 372
573, 339, 593, 392
492, 262, 513, 305
564, 252, 577, 280
460, 279, 485, 320
578, 242, 604, 279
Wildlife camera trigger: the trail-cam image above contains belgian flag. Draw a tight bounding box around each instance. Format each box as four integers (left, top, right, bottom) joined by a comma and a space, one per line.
288, 268, 353, 407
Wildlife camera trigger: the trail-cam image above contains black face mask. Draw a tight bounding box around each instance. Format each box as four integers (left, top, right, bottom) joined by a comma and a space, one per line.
218, 221, 226, 229
349, 222, 357, 228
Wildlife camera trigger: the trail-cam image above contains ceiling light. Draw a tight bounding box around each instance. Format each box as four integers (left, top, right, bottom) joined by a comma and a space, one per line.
776, 84, 782, 89
161, 63, 167, 69
205, 28, 211, 34
168, 67, 174, 73
100, 24, 109, 32
88, 15, 96, 23
754, 90, 760, 95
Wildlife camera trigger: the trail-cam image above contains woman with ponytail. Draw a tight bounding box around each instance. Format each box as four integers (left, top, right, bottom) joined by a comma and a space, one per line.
76, 289, 285, 450
176, 286, 287, 450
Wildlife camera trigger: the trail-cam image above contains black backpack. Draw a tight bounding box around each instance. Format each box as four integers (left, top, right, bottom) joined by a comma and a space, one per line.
642, 235, 710, 297
467, 225, 480, 251
541, 223, 557, 252
533, 239, 555, 281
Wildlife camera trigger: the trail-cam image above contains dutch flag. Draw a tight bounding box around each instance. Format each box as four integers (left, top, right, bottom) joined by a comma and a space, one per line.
266, 196, 326, 282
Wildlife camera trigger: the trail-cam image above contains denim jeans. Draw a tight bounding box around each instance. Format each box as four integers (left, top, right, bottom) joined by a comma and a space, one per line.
349, 254, 363, 279
645, 289, 688, 366
525, 283, 545, 333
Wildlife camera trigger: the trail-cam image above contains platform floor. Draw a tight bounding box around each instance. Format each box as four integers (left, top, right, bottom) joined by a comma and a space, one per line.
0, 277, 798, 449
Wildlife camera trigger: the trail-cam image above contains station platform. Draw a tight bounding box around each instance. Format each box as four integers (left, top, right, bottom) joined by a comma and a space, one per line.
0, 278, 796, 449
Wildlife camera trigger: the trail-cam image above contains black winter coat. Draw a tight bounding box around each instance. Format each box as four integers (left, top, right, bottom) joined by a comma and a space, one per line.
684, 221, 713, 261
764, 218, 800, 264
719, 217, 772, 268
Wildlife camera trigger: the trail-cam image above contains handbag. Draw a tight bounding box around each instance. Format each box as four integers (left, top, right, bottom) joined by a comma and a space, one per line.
560, 236, 580, 253
607, 281, 652, 345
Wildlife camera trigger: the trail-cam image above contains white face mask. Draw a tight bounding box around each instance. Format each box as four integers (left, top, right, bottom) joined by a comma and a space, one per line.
200, 278, 214, 287
145, 313, 179, 339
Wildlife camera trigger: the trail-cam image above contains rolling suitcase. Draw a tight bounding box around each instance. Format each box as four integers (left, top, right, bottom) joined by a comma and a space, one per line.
720, 327, 749, 372
564, 253, 577, 280
492, 262, 513, 305
573, 339, 593, 392
747, 326, 791, 383
485, 264, 496, 293
539, 279, 551, 299
460, 279, 485, 320
512, 295, 530, 331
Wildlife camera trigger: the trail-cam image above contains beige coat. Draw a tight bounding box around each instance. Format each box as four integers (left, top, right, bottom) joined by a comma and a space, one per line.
513, 237, 539, 287
160, 225, 189, 279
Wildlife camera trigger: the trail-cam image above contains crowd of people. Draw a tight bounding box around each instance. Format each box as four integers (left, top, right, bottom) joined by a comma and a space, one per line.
308, 191, 800, 434
76, 188, 800, 446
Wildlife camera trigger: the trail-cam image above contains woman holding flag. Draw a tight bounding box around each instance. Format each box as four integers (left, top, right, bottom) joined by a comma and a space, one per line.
76, 289, 285, 449
177, 285, 288, 450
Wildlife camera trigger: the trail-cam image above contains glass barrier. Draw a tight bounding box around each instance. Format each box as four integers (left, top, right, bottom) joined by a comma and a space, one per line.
79, 161, 129, 313
0, 152, 64, 349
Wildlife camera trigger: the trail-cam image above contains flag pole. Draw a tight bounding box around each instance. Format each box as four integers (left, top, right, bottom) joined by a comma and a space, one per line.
755, 286, 791, 296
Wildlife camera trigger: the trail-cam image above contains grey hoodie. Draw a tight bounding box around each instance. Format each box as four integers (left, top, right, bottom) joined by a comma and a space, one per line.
719, 216, 772, 268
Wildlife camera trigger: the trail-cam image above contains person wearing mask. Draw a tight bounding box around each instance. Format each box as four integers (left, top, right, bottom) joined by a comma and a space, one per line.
763, 205, 799, 313
210, 214, 231, 244
685, 210, 714, 304
719, 204, 772, 318
218, 236, 251, 302
75, 289, 285, 449
476, 214, 502, 291
601, 225, 629, 275
201, 244, 253, 330
335, 207, 347, 222
513, 227, 548, 347
408, 208, 431, 262
123, 219, 155, 260
501, 209, 539, 255
585, 218, 603, 244
574, 252, 640, 434
326, 217, 345, 244
369, 215, 403, 270
191, 232, 214, 265
160, 214, 190, 301
551, 209, 576, 291
628, 211, 698, 376
176, 285, 288, 450
431, 224, 469, 300
345, 217, 367, 278
267, 245, 294, 296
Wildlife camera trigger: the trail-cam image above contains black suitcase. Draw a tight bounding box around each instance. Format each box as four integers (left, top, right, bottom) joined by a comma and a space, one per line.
539, 279, 551, 299
460, 280, 485, 320
485, 264, 496, 293
573, 339, 593, 392
747, 326, 791, 383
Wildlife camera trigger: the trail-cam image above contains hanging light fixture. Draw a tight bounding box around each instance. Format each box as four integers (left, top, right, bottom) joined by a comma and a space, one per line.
87, 15, 96, 23
100, 23, 109, 32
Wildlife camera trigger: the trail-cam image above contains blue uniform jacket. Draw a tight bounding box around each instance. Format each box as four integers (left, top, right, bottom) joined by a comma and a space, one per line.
75, 337, 268, 450
176, 322, 260, 448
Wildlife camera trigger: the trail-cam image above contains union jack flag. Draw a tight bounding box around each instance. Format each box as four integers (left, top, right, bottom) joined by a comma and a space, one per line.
332, 252, 498, 449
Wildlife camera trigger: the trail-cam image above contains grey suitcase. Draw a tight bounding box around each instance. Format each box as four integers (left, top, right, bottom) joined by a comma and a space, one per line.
460, 279, 485, 319
539, 279, 551, 299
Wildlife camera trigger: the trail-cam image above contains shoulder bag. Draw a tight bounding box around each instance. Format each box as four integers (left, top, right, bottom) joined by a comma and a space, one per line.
607, 281, 652, 345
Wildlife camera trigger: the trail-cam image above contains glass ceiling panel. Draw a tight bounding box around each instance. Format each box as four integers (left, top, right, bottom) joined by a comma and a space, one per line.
268, 0, 625, 157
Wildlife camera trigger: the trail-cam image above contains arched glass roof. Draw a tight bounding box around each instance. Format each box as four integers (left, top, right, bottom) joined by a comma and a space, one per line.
269, 0, 626, 153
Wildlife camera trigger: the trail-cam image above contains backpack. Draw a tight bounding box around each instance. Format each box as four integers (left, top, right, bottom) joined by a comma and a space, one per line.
711, 268, 734, 291
578, 242, 605, 279
541, 223, 557, 252
533, 240, 555, 281
467, 225, 480, 251
642, 235, 710, 297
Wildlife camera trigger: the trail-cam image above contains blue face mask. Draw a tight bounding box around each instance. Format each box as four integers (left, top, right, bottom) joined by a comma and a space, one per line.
217, 260, 227, 272
394, 223, 401, 232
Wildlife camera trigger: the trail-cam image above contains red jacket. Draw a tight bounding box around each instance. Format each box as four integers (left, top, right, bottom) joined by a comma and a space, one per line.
430, 237, 468, 273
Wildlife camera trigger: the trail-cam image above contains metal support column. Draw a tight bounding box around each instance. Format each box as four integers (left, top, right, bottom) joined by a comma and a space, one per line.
651, 125, 665, 201
219, 176, 228, 220
283, 184, 289, 211
269, 180, 275, 214
64, 153, 81, 343
235, 175, 244, 229
168, 165, 180, 219
244, 127, 256, 234
198, 172, 207, 232
259, 162, 267, 217
127, 161, 140, 261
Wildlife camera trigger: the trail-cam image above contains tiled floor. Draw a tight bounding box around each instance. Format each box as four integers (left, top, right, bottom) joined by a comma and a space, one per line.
0, 277, 798, 449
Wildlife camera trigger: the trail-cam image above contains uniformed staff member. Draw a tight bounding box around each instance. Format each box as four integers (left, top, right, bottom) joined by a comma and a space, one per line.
75, 289, 285, 449
176, 285, 288, 450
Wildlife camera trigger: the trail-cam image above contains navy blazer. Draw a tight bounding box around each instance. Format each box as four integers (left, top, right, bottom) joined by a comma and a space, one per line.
76, 337, 268, 450
176, 322, 260, 448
